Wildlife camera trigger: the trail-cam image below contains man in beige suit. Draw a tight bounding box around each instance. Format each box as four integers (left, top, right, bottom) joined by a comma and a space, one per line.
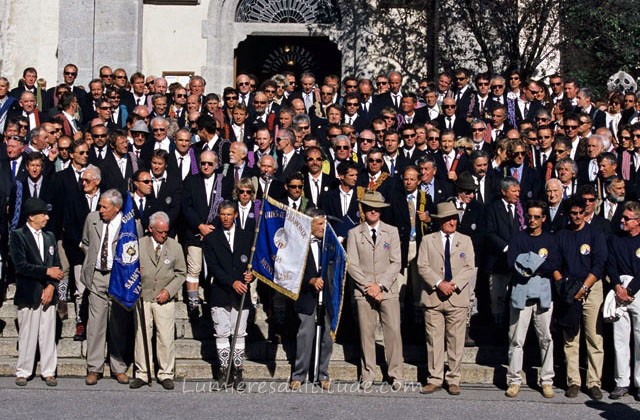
80, 189, 140, 386
417, 202, 475, 395
129, 211, 186, 390
347, 191, 403, 391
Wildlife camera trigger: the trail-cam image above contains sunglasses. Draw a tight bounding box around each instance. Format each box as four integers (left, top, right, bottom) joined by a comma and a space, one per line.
346, 102, 359, 106
264, 89, 276, 94
306, 157, 323, 162
428, 137, 439, 141
443, 105, 456, 109
335, 145, 350, 151
98, 106, 111, 110
382, 116, 395, 120
225, 96, 238, 100
554, 149, 567, 154
238, 189, 253, 194
564, 125, 579, 130
477, 82, 489, 86
622, 215, 639, 222
176, 94, 187, 98
152, 128, 166, 132
550, 82, 563, 87
512, 151, 526, 156
377, 81, 388, 85
359, 137, 375, 143
526, 214, 543, 220
92, 134, 108, 138
287, 185, 303, 190
345, 84, 358, 89
200, 161, 215, 166
402, 133, 416, 138
100, 74, 113, 78
237, 82, 250, 86
115, 75, 126, 79
137, 179, 153, 184
471, 128, 484, 132
298, 125, 310, 130
368, 158, 383, 163
76, 150, 88, 155
491, 85, 504, 89
109, 96, 120, 100
570, 210, 585, 216
510, 76, 520, 80
64, 71, 77, 76
254, 101, 267, 105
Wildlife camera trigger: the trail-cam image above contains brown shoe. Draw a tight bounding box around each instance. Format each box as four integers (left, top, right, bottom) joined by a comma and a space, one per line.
505, 384, 520, 398
289, 380, 301, 391
115, 373, 129, 384
319, 380, 331, 391
15, 377, 28, 386
541, 384, 555, 398
420, 383, 441, 394
447, 384, 461, 395
85, 372, 99, 386
44, 376, 57, 387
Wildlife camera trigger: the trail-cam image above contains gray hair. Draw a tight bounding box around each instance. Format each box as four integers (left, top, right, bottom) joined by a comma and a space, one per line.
545, 178, 562, 190
500, 176, 520, 191
85, 164, 102, 182
555, 157, 578, 175
149, 211, 170, 228
293, 114, 311, 127
101, 189, 123, 209
150, 116, 168, 128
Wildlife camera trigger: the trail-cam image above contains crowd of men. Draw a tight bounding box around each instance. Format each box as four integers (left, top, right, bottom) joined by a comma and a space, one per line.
3, 63, 640, 400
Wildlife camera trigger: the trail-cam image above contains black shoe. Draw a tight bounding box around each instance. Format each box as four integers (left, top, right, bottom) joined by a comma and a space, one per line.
129, 378, 147, 389
609, 386, 629, 400
565, 384, 580, 398
464, 327, 475, 347
586, 386, 603, 400
187, 299, 201, 320
160, 378, 174, 390
216, 367, 232, 390
233, 367, 246, 392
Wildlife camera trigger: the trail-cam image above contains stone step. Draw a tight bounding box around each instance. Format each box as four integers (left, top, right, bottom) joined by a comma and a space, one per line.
0, 357, 502, 384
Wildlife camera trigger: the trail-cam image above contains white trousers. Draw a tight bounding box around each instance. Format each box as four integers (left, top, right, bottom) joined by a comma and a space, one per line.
16, 303, 57, 378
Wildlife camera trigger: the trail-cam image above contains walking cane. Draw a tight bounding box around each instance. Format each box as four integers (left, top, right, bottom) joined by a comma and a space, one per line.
224, 254, 250, 388
137, 299, 153, 386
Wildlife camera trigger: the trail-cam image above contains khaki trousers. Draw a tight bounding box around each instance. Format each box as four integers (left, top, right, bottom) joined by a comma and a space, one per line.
134, 300, 176, 382
563, 280, 604, 387
356, 297, 403, 383
424, 303, 468, 386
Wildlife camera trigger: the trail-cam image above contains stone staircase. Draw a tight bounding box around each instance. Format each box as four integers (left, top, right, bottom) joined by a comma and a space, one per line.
0, 284, 510, 384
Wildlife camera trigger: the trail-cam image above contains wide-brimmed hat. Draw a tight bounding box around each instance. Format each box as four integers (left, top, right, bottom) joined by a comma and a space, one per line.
359, 190, 390, 208
131, 120, 150, 134
23, 197, 48, 216
456, 172, 477, 191
432, 202, 458, 219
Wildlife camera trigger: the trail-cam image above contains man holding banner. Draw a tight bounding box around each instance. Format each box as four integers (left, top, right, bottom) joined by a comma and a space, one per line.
290, 208, 332, 391
80, 189, 140, 386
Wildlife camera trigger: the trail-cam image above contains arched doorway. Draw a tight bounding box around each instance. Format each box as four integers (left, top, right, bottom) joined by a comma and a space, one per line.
235, 36, 342, 85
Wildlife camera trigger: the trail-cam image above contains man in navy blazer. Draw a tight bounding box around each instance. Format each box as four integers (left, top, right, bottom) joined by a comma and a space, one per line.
10, 198, 63, 386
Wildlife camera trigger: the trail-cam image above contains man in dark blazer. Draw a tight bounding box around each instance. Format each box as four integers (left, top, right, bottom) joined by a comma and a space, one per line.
485, 177, 523, 331
452, 68, 475, 120
542, 178, 567, 234
290, 209, 333, 391
499, 140, 541, 204
274, 127, 305, 182
10, 198, 64, 386
147, 149, 182, 237
203, 201, 254, 390
468, 150, 499, 206
319, 161, 360, 239
434, 97, 471, 138
98, 130, 135, 197
417, 155, 454, 208
301, 146, 337, 208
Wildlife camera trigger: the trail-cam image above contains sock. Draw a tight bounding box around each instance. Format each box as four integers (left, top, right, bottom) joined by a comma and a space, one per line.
233, 338, 245, 368
216, 339, 230, 369
58, 279, 69, 301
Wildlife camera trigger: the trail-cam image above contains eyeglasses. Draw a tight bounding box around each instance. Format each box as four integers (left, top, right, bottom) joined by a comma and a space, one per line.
253, 101, 267, 105
306, 157, 323, 162
276, 137, 289, 143
368, 158, 383, 163
224, 96, 238, 100
115, 75, 126, 79
359, 137, 375, 143
376, 81, 388, 85
152, 128, 166, 132
443, 105, 456, 109
135, 179, 152, 184
471, 128, 484, 132
583, 197, 597, 202
80, 178, 93, 183
402, 133, 416, 139
564, 125, 579, 130
512, 151, 526, 156
428, 136, 439, 141
490, 85, 504, 89
47, 130, 57, 135
345, 84, 358, 89
456, 76, 466, 81
238, 189, 253, 194
570, 210, 585, 216
554, 149, 567, 154
98, 106, 111, 110
237, 82, 250, 86
622, 215, 639, 222
100, 73, 113, 78
346, 102, 359, 106
526, 214, 543, 220
535, 117, 549, 121
335, 145, 350, 151
188, 120, 198, 124
579, 120, 590, 125
176, 94, 187, 98
287, 185, 303, 190
64, 71, 77, 76
633, 133, 640, 138
58, 146, 70, 151
477, 82, 489, 86
550, 82, 563, 87
200, 161, 215, 166
92, 134, 107, 138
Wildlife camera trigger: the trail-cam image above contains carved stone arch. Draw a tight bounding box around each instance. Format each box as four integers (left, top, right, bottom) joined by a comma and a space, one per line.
202, 0, 344, 94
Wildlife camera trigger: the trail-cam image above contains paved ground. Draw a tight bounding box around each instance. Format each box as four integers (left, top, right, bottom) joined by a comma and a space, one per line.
0, 378, 638, 419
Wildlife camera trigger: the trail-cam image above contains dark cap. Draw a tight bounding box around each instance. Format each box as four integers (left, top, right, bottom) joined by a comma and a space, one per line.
23, 197, 49, 216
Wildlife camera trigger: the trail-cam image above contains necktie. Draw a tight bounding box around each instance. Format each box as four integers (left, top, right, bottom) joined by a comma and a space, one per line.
226, 230, 232, 249
239, 126, 244, 141
371, 228, 377, 244
282, 155, 288, 169
76, 170, 84, 189
100, 223, 109, 270
34, 230, 44, 261
446, 116, 452, 129
512, 168, 519, 180
369, 176, 375, 190
234, 166, 240, 184
292, 201, 297, 210
139, 197, 144, 214
607, 203, 615, 221
541, 153, 546, 165
389, 158, 395, 174
476, 178, 484, 203
87, 194, 95, 211
524, 102, 529, 116
33, 182, 38, 198
444, 234, 452, 281
155, 244, 161, 263
11, 160, 17, 180
479, 99, 485, 113
408, 194, 416, 239
563, 185, 568, 199
178, 157, 184, 175
313, 179, 320, 200
136, 98, 141, 105
444, 155, 450, 171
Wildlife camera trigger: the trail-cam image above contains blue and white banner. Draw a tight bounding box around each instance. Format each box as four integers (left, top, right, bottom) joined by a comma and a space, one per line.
108, 194, 141, 310
251, 196, 312, 300
321, 223, 348, 339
